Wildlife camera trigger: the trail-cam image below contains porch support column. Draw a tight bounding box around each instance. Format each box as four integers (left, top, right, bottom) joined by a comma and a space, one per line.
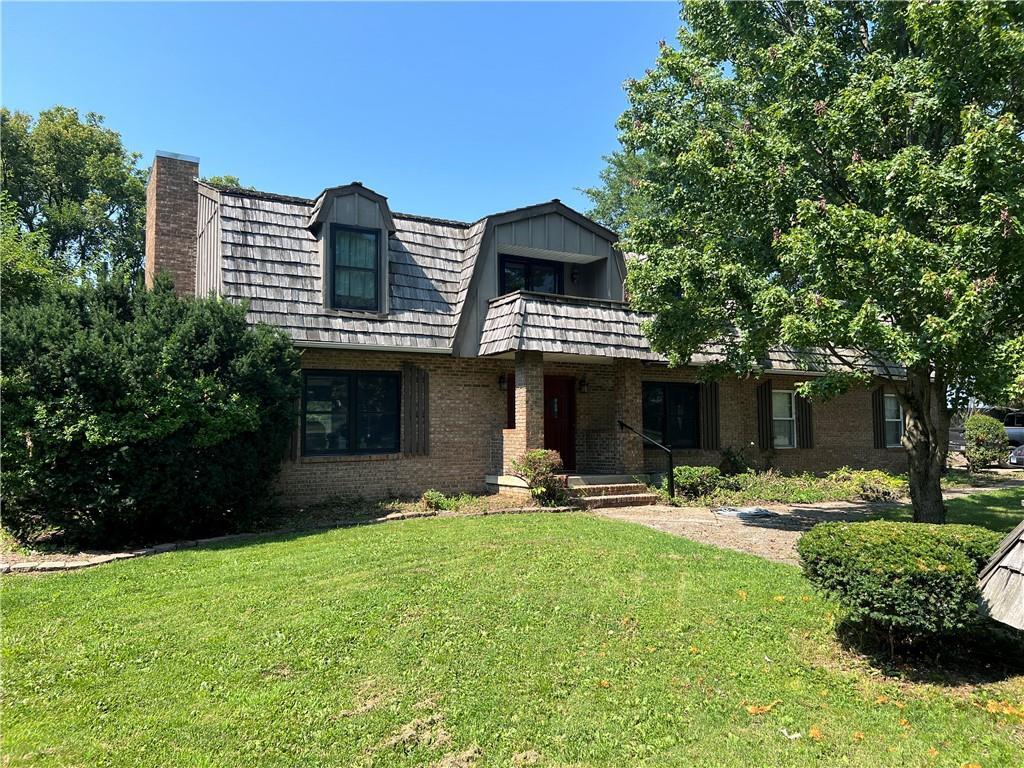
516, 350, 545, 451
613, 359, 643, 474
502, 350, 545, 473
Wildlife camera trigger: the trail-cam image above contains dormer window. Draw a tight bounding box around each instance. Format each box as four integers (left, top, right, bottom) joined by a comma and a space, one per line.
331, 224, 380, 311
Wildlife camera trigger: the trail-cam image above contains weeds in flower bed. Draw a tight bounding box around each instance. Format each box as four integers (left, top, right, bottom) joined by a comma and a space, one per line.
659, 467, 908, 506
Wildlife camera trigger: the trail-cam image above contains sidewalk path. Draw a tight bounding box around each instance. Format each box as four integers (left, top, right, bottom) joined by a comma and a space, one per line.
596, 482, 1023, 566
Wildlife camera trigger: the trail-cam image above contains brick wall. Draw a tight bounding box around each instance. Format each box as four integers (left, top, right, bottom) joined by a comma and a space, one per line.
278, 349, 908, 507
636, 366, 907, 476
145, 153, 199, 296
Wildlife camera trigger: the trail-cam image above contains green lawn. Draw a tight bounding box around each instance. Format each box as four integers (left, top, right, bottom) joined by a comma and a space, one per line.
3, 514, 1022, 767
873, 487, 1024, 533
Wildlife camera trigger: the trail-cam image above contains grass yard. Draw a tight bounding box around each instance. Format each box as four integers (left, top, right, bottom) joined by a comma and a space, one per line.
875, 487, 1024, 533
3, 514, 1023, 767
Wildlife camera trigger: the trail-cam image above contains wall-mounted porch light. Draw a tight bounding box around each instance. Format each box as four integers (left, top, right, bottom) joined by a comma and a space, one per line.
498, 372, 508, 392
570, 265, 580, 284
578, 376, 589, 394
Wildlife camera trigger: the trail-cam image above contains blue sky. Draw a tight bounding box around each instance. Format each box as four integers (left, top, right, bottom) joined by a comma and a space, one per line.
2, 1, 679, 221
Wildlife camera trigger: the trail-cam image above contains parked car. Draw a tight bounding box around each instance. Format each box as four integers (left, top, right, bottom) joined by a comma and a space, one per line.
1004, 411, 1024, 447
1009, 444, 1024, 467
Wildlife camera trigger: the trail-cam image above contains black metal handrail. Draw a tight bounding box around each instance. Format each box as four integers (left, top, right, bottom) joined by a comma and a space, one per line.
617, 419, 675, 499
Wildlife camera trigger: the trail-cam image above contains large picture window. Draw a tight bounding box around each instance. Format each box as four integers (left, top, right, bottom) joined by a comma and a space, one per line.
642, 382, 699, 449
884, 394, 904, 448
302, 371, 400, 455
500, 255, 563, 295
331, 224, 380, 311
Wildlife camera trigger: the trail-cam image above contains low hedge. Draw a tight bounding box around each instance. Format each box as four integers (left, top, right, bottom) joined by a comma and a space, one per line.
797, 521, 1001, 644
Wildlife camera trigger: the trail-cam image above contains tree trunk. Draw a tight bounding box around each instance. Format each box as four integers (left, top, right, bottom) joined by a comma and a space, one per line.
901, 367, 948, 523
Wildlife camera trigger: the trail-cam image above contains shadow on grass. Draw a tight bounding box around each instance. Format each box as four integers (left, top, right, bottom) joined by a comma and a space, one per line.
869, 488, 1024, 533
835, 617, 1024, 687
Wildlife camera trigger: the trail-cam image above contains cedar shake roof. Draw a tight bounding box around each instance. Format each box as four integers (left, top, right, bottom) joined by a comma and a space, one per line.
217, 188, 475, 350
203, 183, 901, 375
479, 292, 663, 361
979, 519, 1024, 631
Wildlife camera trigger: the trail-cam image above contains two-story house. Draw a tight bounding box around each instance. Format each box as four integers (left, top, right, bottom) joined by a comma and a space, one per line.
145, 151, 907, 505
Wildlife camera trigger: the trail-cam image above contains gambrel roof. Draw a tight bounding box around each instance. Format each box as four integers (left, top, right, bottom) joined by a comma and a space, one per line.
200, 182, 901, 375
205, 185, 623, 354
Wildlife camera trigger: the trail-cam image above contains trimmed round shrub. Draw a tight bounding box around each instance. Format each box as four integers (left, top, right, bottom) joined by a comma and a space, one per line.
963, 414, 1009, 471
797, 521, 1001, 644
1, 275, 300, 547
672, 465, 725, 499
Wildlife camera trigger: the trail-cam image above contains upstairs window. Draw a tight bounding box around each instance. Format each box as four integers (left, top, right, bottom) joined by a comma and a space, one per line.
302, 371, 400, 455
642, 382, 699, 449
331, 224, 379, 311
500, 255, 563, 295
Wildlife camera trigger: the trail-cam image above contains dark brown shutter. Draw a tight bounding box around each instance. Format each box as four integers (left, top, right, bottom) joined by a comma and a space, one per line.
290, 395, 302, 460
756, 380, 773, 450
796, 393, 814, 449
402, 364, 429, 455
506, 372, 516, 429
871, 387, 886, 449
699, 381, 721, 450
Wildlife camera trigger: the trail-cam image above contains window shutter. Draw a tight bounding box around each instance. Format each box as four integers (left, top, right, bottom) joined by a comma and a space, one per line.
756, 380, 773, 450
871, 387, 886, 449
699, 381, 721, 450
796, 394, 814, 449
290, 397, 301, 461
402, 364, 429, 455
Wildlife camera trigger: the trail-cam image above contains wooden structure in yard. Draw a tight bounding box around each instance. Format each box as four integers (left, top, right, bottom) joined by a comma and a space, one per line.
979, 517, 1024, 631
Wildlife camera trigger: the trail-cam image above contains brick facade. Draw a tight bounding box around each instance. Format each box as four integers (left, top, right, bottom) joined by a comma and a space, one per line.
277, 349, 907, 507
145, 153, 199, 296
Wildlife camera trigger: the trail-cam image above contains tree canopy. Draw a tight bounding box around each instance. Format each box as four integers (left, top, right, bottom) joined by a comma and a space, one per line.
589, 0, 1024, 521
0, 106, 147, 279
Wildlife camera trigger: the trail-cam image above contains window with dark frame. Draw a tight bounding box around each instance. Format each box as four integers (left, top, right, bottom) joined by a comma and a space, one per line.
302, 371, 400, 455
641, 382, 700, 449
499, 255, 564, 295
331, 224, 380, 311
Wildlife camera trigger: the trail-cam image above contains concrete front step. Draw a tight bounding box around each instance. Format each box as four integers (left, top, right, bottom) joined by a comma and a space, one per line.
565, 474, 649, 488
578, 493, 661, 509
575, 483, 650, 497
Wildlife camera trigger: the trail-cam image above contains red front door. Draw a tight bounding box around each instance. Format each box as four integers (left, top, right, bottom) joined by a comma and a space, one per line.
543, 376, 576, 471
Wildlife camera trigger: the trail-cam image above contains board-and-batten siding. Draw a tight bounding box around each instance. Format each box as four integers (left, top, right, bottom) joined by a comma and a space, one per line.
195, 190, 221, 297
455, 207, 628, 357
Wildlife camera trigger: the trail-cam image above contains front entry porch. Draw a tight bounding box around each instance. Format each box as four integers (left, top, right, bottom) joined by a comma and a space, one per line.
493, 350, 646, 478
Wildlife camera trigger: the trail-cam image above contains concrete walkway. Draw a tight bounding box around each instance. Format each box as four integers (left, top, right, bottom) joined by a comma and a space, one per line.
596, 482, 1023, 566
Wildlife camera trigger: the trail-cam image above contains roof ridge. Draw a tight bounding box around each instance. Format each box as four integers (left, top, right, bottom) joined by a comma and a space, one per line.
393, 211, 472, 228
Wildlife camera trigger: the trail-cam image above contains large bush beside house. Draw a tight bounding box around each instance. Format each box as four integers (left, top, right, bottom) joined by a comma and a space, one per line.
797, 521, 1001, 647
963, 414, 1009, 472
0, 276, 300, 547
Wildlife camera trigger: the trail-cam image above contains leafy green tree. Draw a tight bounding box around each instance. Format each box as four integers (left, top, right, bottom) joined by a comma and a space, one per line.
589, 0, 1024, 522
201, 175, 252, 189
1, 276, 301, 547
0, 192, 53, 303
0, 106, 147, 279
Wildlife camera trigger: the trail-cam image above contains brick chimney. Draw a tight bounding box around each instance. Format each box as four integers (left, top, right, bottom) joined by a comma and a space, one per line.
145, 151, 199, 295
